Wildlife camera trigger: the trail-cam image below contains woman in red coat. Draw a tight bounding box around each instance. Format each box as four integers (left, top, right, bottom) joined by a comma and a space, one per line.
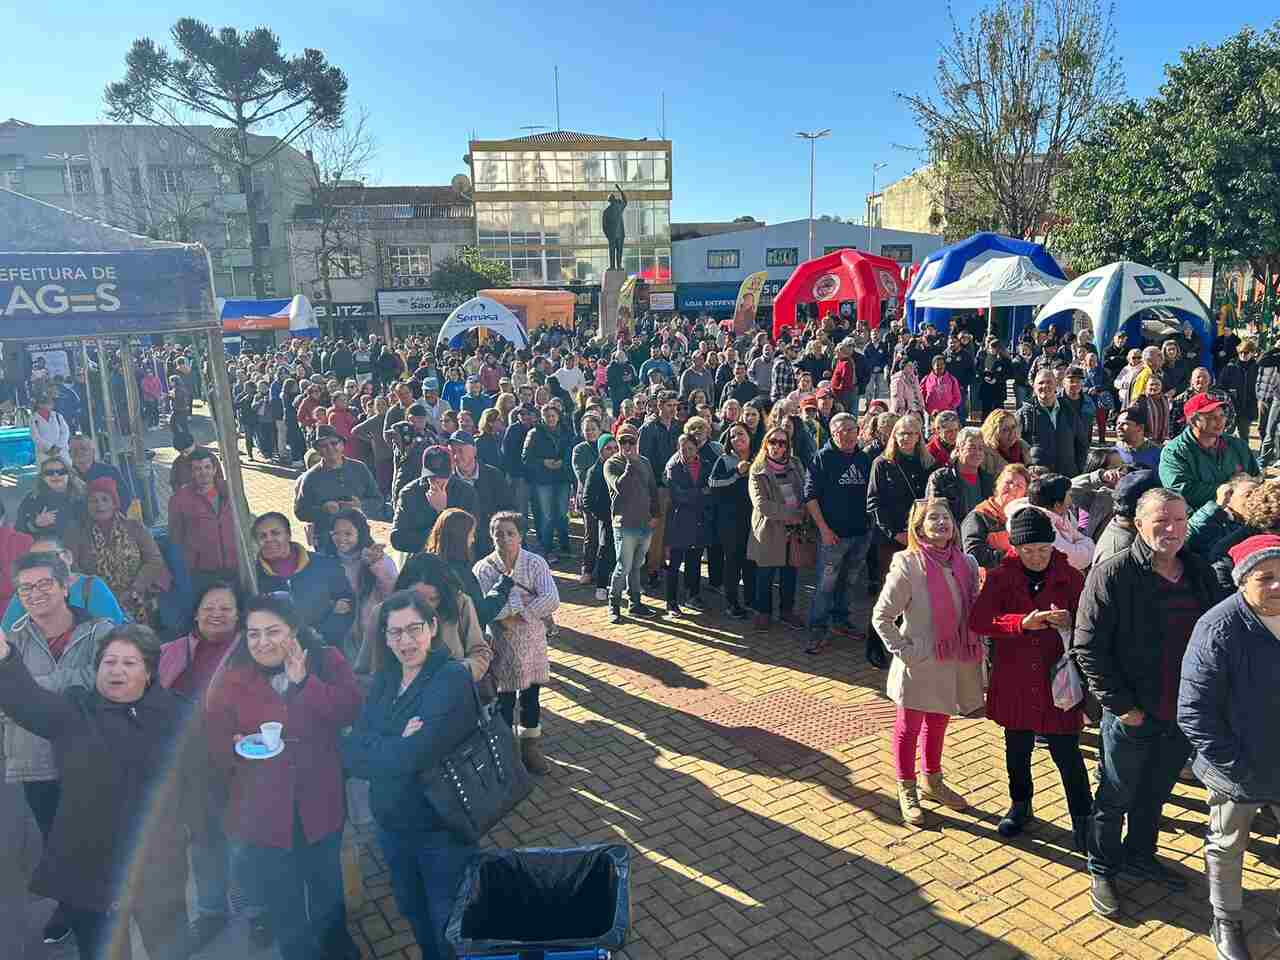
205, 594, 363, 960
968, 506, 1092, 849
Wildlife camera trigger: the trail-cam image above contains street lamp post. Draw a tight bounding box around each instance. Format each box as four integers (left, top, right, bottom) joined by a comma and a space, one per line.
868, 161, 887, 256
45, 152, 90, 214
795, 130, 831, 261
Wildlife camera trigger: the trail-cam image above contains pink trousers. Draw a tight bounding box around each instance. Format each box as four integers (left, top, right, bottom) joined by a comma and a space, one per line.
893, 706, 951, 779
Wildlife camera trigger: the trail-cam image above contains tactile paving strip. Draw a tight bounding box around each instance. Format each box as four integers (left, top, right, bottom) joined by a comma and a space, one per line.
773, 700, 899, 750
698, 688, 832, 730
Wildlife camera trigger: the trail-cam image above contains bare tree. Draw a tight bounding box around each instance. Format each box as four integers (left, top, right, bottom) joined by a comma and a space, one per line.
93, 127, 221, 243
899, 0, 1123, 242
288, 107, 377, 302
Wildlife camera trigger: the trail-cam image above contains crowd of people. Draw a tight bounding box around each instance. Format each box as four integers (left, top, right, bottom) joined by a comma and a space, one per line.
1, 306, 1278, 960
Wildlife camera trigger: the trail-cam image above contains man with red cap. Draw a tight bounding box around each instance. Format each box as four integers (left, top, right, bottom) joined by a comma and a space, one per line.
1159, 393, 1257, 511
1179, 534, 1280, 960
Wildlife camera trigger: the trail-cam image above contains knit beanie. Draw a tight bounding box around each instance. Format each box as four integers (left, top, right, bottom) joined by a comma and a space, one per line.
597, 432, 615, 454
1228, 534, 1280, 585
1008, 506, 1055, 547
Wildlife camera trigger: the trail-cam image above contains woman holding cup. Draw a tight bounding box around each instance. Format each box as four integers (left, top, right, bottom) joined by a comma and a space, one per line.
204, 594, 363, 960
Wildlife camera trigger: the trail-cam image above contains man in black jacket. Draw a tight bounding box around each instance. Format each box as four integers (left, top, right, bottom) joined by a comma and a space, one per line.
1017, 368, 1086, 478
638, 392, 680, 582
390, 446, 462, 555
502, 404, 538, 526
1075, 488, 1224, 919
446, 431, 511, 557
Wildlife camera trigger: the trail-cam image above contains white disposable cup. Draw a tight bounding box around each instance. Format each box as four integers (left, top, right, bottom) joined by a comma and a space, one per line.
260, 722, 283, 750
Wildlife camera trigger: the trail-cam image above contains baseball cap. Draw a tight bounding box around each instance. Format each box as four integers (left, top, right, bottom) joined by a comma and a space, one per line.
312, 425, 342, 447
466, 374, 481, 384
448, 430, 475, 446
407, 403, 429, 418
423, 377, 440, 392
421, 445, 453, 478
1184, 394, 1226, 419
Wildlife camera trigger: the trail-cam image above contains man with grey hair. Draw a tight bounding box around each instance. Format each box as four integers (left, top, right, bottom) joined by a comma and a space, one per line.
803, 411, 872, 654
1075, 488, 1224, 919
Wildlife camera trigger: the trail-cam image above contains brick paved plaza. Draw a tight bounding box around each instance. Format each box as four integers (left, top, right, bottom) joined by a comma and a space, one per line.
14, 415, 1280, 960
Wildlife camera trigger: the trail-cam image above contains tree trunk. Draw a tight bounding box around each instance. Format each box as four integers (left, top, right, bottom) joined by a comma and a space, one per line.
236, 118, 265, 299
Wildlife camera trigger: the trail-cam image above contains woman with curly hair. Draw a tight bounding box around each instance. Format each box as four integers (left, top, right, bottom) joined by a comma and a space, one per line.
1209, 480, 1280, 590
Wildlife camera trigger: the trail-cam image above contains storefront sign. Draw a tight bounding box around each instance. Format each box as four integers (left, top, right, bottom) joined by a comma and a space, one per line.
314, 300, 375, 320
649, 291, 675, 311
677, 282, 740, 314
375, 288, 457, 317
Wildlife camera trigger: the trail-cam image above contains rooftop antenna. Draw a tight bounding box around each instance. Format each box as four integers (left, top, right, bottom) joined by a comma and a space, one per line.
554, 65, 561, 132
659, 92, 666, 139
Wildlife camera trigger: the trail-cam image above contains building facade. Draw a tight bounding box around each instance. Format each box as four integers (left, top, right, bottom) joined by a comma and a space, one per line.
287, 184, 474, 337
671, 218, 944, 316
467, 131, 672, 287
0, 118, 308, 299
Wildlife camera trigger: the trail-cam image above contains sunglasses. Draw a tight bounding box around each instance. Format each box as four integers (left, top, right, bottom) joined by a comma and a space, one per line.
619, 437, 637, 446
43, 468, 68, 477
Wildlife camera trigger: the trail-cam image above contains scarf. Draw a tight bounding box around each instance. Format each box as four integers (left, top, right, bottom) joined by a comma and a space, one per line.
765, 455, 788, 474
919, 543, 982, 662
91, 514, 146, 623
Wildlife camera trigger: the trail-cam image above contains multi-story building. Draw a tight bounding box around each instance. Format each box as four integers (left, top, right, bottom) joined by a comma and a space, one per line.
672, 218, 944, 318
287, 184, 474, 337
467, 131, 672, 288
0, 118, 308, 298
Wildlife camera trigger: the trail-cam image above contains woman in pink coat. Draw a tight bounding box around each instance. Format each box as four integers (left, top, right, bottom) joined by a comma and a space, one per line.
889, 358, 926, 418
921, 355, 963, 417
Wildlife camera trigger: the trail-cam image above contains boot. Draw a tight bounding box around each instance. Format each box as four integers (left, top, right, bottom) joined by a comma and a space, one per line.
519, 727, 551, 776
897, 780, 926, 826
1071, 815, 1090, 854
920, 771, 969, 812
609, 603, 624, 625
997, 800, 1033, 838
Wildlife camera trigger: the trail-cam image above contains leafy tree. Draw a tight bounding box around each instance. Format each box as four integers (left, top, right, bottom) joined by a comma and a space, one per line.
428, 247, 512, 304
104, 19, 347, 296
1056, 21, 1280, 310
900, 0, 1123, 242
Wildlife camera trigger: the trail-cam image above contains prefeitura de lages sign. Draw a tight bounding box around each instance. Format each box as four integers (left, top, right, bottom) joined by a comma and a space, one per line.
0, 248, 216, 339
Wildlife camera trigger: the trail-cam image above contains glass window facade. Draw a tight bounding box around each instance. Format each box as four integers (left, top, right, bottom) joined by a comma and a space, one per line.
707, 249, 740, 270
472, 143, 672, 285
388, 245, 431, 287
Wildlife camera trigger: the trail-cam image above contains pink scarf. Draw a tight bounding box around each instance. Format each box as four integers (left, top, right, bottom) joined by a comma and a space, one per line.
919, 543, 982, 662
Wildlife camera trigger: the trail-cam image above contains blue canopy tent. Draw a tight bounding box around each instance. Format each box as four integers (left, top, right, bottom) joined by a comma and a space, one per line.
904, 233, 1065, 341
1036, 261, 1214, 369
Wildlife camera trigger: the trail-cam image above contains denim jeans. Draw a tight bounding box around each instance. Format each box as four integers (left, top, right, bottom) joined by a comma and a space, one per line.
233, 829, 346, 960
807, 533, 872, 632
531, 482, 571, 554
754, 565, 797, 615
1088, 710, 1191, 877
611, 526, 653, 603
378, 828, 476, 960
497, 684, 541, 729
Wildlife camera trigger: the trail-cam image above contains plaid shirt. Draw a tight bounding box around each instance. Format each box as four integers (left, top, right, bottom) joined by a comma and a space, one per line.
771, 357, 797, 401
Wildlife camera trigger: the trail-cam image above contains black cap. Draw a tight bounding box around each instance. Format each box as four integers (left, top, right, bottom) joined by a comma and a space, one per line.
1113, 469, 1160, 519
407, 403, 429, 418
421, 445, 452, 478
312, 424, 342, 447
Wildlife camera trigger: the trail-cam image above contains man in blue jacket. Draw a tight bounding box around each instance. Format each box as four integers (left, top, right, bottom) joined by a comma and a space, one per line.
1179, 534, 1280, 960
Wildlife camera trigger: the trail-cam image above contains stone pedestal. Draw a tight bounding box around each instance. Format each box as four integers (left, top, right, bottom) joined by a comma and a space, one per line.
599, 269, 626, 340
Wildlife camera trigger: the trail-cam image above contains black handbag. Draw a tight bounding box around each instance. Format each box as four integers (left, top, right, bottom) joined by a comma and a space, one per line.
420, 683, 533, 843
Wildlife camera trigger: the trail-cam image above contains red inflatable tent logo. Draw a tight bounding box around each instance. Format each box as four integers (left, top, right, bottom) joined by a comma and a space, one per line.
772, 249, 906, 340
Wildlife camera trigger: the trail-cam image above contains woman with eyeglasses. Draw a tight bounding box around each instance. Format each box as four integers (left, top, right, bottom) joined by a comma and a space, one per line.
204, 594, 363, 960
342, 590, 479, 960
747, 426, 809, 629
17, 456, 87, 540
1, 534, 125, 629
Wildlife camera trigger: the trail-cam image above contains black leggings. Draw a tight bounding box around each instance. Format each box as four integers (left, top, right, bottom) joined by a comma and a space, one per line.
722, 538, 756, 610
24, 779, 60, 841
1004, 729, 1093, 818
666, 547, 702, 603
498, 685, 542, 730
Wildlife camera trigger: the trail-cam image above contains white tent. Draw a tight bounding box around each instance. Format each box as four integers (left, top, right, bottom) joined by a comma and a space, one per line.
911, 255, 1067, 309
436, 295, 530, 348
1036, 261, 1213, 366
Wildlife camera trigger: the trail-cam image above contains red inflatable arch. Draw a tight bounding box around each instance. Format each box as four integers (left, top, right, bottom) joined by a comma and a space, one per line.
771, 249, 907, 340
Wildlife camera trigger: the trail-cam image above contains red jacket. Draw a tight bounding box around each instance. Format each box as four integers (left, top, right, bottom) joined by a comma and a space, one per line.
926, 436, 953, 467
968, 550, 1085, 734
831, 358, 855, 394
168, 480, 239, 574
205, 647, 362, 848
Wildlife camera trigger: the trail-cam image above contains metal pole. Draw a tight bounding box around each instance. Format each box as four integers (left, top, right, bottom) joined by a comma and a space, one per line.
808, 138, 815, 262
207, 329, 259, 592
95, 338, 120, 465
117, 340, 155, 523
79, 341, 96, 441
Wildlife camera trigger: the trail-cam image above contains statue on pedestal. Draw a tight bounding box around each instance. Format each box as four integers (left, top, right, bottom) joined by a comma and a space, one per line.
602, 184, 627, 271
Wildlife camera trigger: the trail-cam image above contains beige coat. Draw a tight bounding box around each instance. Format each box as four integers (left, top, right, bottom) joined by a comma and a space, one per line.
746, 459, 807, 568
434, 594, 493, 683
871, 549, 984, 716
980, 439, 1031, 480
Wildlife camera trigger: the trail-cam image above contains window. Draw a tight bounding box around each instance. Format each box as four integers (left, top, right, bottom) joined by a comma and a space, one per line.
324, 249, 363, 278
153, 166, 184, 194
253, 222, 270, 249
766, 247, 798, 268
69, 167, 93, 194
880, 243, 913, 262
225, 213, 249, 247
101, 168, 113, 196
823, 245, 854, 255
129, 167, 142, 195
388, 245, 431, 287
261, 270, 276, 294
707, 249, 740, 270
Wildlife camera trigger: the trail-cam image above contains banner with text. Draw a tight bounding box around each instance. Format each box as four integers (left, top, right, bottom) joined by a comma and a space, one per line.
732, 271, 767, 334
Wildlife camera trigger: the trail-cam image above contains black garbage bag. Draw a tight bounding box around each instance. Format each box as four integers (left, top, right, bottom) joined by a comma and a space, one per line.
446, 844, 630, 956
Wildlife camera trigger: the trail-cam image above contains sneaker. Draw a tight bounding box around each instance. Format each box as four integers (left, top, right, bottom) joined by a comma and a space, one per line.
684, 594, 705, 610
666, 603, 683, 617
727, 605, 749, 620
1089, 875, 1120, 918
42, 905, 71, 944
1211, 916, 1251, 960
609, 605, 624, 625
595, 587, 608, 601
629, 601, 656, 618
804, 633, 826, 655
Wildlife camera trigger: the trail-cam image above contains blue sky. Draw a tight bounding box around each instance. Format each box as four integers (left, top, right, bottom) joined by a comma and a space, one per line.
5, 1, 1277, 224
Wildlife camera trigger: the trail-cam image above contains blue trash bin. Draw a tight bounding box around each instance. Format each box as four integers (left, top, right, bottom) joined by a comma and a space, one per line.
446, 844, 630, 959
